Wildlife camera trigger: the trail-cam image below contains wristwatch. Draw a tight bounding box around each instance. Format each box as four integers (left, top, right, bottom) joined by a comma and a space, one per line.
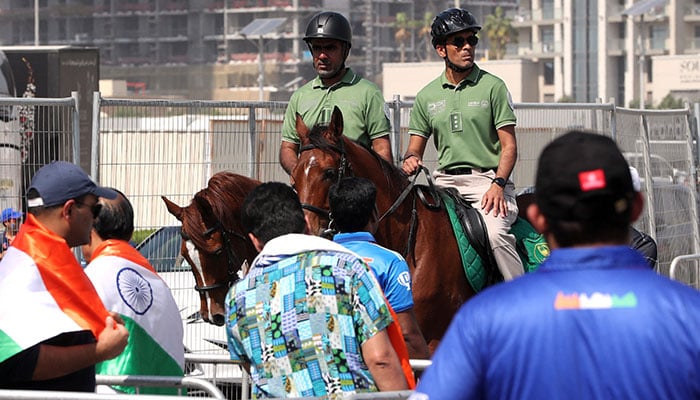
492, 177, 507, 188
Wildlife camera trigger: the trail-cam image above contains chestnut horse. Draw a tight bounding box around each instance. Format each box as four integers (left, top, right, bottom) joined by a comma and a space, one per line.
162, 172, 260, 326
291, 107, 475, 352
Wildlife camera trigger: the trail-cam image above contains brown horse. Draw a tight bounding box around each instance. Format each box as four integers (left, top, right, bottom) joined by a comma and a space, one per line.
291, 107, 476, 352
162, 171, 260, 326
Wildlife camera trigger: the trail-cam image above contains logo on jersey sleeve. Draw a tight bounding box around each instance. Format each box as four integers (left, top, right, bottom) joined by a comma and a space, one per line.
397, 271, 411, 291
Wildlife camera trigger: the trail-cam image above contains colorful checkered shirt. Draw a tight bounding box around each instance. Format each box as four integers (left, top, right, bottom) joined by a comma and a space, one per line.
225, 234, 393, 399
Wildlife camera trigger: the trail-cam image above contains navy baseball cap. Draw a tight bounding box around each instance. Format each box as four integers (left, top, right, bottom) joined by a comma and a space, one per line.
535, 131, 634, 221
1, 208, 22, 222
27, 161, 118, 207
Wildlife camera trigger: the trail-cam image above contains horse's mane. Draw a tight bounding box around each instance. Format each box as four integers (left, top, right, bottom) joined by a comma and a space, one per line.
182, 172, 258, 250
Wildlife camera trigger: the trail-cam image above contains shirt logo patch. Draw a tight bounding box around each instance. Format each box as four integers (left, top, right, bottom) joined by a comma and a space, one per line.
397, 271, 411, 291
427, 100, 446, 116
579, 169, 606, 192
553, 291, 638, 310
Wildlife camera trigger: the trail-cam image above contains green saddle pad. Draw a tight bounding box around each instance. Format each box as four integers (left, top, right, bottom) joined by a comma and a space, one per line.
440, 192, 549, 292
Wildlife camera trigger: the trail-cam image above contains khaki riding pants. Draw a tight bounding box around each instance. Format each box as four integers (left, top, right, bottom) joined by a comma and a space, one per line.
433, 169, 524, 281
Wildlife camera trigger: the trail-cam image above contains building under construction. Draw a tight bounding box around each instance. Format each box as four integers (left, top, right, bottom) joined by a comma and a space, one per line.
0, 0, 516, 99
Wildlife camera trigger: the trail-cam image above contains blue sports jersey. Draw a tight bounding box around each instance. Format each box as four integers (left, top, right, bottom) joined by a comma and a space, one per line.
411, 246, 700, 400
334, 232, 414, 313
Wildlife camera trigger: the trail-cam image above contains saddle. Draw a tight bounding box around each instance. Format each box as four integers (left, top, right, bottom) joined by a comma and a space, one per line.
415, 185, 549, 293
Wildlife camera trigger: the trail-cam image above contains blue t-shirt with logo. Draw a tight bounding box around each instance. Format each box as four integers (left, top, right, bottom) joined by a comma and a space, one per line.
410, 246, 700, 400
333, 232, 414, 313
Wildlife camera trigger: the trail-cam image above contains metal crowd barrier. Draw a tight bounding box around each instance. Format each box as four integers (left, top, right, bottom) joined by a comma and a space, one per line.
185, 353, 249, 399
0, 389, 215, 400
96, 374, 225, 398
669, 253, 700, 289
183, 353, 431, 400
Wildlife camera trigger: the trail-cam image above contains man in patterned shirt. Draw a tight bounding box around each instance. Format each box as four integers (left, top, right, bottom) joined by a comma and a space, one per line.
329, 177, 429, 361
225, 182, 408, 398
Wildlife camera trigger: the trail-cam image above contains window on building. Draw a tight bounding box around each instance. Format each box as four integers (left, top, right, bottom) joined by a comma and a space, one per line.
541, 27, 554, 52
650, 25, 667, 50
616, 57, 625, 106
542, 0, 554, 19
544, 62, 554, 85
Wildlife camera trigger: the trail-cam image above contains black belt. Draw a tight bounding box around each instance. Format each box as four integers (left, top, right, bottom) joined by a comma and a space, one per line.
442, 167, 496, 175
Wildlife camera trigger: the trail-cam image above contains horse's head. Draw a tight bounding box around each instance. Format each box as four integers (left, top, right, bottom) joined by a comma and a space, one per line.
162, 173, 259, 326
291, 106, 349, 236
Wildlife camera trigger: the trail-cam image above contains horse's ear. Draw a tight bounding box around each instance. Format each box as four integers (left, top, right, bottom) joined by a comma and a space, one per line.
162, 196, 184, 221
295, 112, 310, 143
328, 106, 344, 140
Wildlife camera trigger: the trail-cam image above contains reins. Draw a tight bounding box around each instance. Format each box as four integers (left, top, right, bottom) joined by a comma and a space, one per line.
376, 165, 442, 258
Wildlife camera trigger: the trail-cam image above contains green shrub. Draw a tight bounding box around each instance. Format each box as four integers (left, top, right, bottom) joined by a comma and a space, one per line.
132, 229, 157, 246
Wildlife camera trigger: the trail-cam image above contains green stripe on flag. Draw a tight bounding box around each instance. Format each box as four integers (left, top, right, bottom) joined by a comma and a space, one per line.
0, 329, 22, 364
96, 315, 184, 395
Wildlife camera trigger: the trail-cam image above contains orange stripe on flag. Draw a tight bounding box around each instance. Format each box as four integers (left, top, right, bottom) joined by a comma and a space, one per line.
89, 239, 156, 274
13, 214, 109, 338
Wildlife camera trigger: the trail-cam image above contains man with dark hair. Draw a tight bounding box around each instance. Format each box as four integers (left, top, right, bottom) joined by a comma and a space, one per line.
279, 11, 393, 174
0, 161, 129, 392
226, 182, 409, 398
401, 7, 522, 281
328, 177, 429, 361
82, 189, 184, 394
410, 131, 700, 400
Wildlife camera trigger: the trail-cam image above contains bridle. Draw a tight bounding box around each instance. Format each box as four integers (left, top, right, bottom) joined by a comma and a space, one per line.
297, 138, 441, 258
297, 141, 350, 221
184, 222, 249, 293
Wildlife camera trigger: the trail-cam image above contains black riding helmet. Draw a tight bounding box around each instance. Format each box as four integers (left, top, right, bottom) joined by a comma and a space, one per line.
303, 11, 352, 48
431, 8, 481, 48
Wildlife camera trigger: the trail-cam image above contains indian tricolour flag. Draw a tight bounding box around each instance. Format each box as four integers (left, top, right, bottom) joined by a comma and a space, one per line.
85, 240, 184, 395
0, 214, 109, 365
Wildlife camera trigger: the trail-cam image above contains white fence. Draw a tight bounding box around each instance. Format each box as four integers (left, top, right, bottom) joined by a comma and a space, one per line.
93, 96, 700, 275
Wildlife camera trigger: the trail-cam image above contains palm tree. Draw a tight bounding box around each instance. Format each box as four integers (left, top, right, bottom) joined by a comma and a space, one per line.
394, 12, 414, 63
417, 12, 435, 61
483, 6, 518, 60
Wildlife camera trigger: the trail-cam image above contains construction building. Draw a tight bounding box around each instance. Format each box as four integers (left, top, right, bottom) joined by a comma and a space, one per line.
0, 0, 516, 99
8, 0, 695, 107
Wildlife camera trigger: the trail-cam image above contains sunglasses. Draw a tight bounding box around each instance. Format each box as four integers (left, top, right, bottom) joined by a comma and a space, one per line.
447, 35, 479, 48
308, 43, 340, 54
75, 200, 102, 218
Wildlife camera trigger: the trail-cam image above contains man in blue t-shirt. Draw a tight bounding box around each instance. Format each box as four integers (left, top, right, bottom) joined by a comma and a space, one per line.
329, 176, 430, 360
409, 131, 700, 400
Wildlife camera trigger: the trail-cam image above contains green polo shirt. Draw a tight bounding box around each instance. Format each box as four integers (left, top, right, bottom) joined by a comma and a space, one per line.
281, 68, 391, 148
408, 64, 516, 170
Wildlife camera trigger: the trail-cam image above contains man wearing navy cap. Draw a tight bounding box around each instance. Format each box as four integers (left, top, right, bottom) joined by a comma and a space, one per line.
410, 131, 700, 399
0, 207, 23, 258
0, 161, 129, 391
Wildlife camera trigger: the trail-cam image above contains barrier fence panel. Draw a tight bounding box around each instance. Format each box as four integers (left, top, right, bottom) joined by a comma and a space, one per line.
0, 94, 78, 212
511, 102, 615, 192
95, 375, 225, 398
0, 389, 219, 400
615, 107, 700, 274
669, 254, 700, 289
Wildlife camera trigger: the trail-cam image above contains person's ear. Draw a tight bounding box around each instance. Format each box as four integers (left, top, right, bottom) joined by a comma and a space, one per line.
63, 200, 75, 220
630, 191, 644, 223
527, 203, 549, 234
436, 44, 448, 58
248, 232, 264, 252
